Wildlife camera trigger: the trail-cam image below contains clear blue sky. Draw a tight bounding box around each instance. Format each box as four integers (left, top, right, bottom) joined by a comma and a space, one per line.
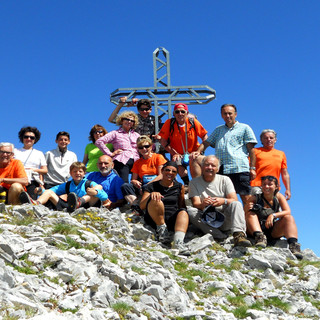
1, 1, 319, 255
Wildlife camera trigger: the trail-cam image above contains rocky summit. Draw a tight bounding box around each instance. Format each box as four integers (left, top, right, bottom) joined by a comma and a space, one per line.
0, 202, 319, 320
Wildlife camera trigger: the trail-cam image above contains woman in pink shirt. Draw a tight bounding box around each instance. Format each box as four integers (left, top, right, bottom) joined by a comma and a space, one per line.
95, 111, 140, 183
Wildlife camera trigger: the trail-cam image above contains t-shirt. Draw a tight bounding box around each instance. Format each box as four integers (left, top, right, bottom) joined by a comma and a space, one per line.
14, 148, 47, 169
143, 180, 182, 219
158, 118, 207, 155
189, 174, 235, 212
131, 153, 167, 179
0, 159, 27, 190
251, 148, 287, 187
84, 143, 113, 172
87, 170, 124, 203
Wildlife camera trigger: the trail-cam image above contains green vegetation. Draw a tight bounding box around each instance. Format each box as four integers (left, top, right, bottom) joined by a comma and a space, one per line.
232, 306, 248, 319
131, 265, 146, 275
111, 302, 132, 317
264, 297, 289, 312
52, 223, 80, 235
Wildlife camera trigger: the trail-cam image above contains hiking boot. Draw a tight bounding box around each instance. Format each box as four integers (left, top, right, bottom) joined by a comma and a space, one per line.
67, 192, 80, 213
173, 240, 191, 256
131, 204, 144, 216
156, 225, 171, 245
254, 232, 267, 248
289, 242, 303, 260
233, 232, 252, 247
19, 191, 39, 205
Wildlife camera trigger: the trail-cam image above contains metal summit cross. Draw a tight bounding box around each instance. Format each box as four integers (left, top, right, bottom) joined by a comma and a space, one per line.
109, 47, 216, 134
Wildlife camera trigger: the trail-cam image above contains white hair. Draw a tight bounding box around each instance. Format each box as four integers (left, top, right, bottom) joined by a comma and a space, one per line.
201, 155, 220, 168
0, 142, 14, 150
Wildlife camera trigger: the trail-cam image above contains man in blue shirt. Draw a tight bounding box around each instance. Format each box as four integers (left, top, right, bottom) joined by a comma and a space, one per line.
20, 162, 108, 212
87, 155, 125, 210
190, 104, 257, 205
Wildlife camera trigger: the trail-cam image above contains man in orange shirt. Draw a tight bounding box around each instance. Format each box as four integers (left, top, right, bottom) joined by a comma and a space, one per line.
158, 103, 208, 190
250, 129, 291, 200
0, 143, 28, 204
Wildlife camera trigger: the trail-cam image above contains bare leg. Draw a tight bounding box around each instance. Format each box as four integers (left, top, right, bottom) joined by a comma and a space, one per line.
125, 194, 137, 205
175, 210, 189, 233
8, 183, 24, 205
246, 212, 262, 236
147, 199, 165, 226
190, 155, 205, 178
38, 190, 60, 206
240, 194, 251, 207
271, 215, 298, 239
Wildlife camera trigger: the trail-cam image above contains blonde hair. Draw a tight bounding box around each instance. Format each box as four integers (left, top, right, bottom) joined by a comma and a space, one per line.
137, 135, 152, 146
70, 161, 87, 173
116, 111, 139, 129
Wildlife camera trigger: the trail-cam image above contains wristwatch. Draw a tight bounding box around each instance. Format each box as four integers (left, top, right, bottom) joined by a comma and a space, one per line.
272, 213, 276, 219
224, 198, 228, 205
250, 166, 256, 170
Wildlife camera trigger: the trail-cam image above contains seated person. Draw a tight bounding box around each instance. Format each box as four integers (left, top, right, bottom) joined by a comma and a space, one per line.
108, 97, 161, 138
95, 111, 140, 183
20, 162, 108, 213
245, 175, 302, 259
83, 124, 113, 172
14, 126, 47, 199
87, 155, 125, 210
121, 135, 166, 213
0, 143, 28, 205
140, 161, 190, 256
188, 155, 251, 247
158, 103, 207, 190
250, 129, 291, 200
44, 131, 78, 189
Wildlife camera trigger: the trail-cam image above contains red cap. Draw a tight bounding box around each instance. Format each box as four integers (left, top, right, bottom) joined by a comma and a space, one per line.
174, 103, 188, 112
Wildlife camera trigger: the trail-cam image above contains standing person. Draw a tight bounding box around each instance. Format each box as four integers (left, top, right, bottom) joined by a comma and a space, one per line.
44, 131, 78, 189
188, 155, 251, 246
190, 104, 257, 204
245, 175, 302, 259
82, 124, 113, 173
158, 103, 208, 190
87, 155, 125, 210
250, 129, 291, 200
140, 161, 190, 255
14, 126, 47, 199
121, 135, 166, 212
0, 143, 28, 205
95, 111, 140, 183
108, 97, 160, 138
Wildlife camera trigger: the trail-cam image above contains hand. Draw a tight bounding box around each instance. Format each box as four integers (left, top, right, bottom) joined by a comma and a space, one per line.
150, 192, 163, 202
152, 134, 161, 141
250, 169, 256, 180
189, 152, 200, 161
285, 190, 291, 200
172, 153, 182, 162
131, 180, 142, 189
86, 187, 99, 196
265, 214, 275, 229
102, 199, 112, 208
112, 149, 123, 157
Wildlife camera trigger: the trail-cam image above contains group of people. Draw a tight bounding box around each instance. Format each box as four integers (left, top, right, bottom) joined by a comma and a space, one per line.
0, 98, 302, 259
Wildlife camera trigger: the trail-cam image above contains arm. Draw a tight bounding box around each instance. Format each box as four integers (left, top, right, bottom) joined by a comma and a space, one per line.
30, 165, 48, 175
265, 193, 291, 228
281, 168, 291, 200
0, 177, 28, 186
95, 134, 113, 156
191, 191, 237, 211
247, 143, 256, 180
108, 97, 138, 123
131, 173, 142, 189
179, 185, 187, 209
244, 194, 256, 215
160, 137, 181, 160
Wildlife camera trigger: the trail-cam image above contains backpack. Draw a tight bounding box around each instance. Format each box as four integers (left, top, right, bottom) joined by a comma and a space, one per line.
65, 180, 92, 194
169, 117, 195, 136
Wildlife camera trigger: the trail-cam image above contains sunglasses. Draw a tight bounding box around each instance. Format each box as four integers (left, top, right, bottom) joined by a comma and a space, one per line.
174, 110, 186, 114
261, 175, 278, 184
24, 135, 36, 140
139, 107, 151, 112
138, 145, 151, 150
95, 130, 104, 134
164, 168, 177, 174
122, 118, 135, 123
0, 150, 13, 155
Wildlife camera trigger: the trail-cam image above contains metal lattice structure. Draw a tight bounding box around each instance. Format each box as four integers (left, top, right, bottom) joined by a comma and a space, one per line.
110, 47, 216, 134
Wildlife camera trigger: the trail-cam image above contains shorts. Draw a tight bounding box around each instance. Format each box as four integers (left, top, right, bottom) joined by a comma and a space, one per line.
225, 172, 251, 195
144, 204, 186, 231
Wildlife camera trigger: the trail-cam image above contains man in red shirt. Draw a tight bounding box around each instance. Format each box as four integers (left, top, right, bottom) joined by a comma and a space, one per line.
158, 103, 208, 190
0, 143, 28, 204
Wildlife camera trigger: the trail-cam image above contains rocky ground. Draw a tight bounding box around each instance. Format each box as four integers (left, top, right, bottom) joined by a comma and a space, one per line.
0, 202, 319, 320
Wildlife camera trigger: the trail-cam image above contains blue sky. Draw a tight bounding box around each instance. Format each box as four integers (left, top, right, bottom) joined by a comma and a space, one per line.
1, 1, 319, 255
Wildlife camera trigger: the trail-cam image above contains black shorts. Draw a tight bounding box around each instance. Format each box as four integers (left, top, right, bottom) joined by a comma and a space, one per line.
144, 205, 186, 231
225, 172, 251, 195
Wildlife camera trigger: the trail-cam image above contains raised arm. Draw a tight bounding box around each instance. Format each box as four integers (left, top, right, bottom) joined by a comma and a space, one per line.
108, 97, 138, 123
